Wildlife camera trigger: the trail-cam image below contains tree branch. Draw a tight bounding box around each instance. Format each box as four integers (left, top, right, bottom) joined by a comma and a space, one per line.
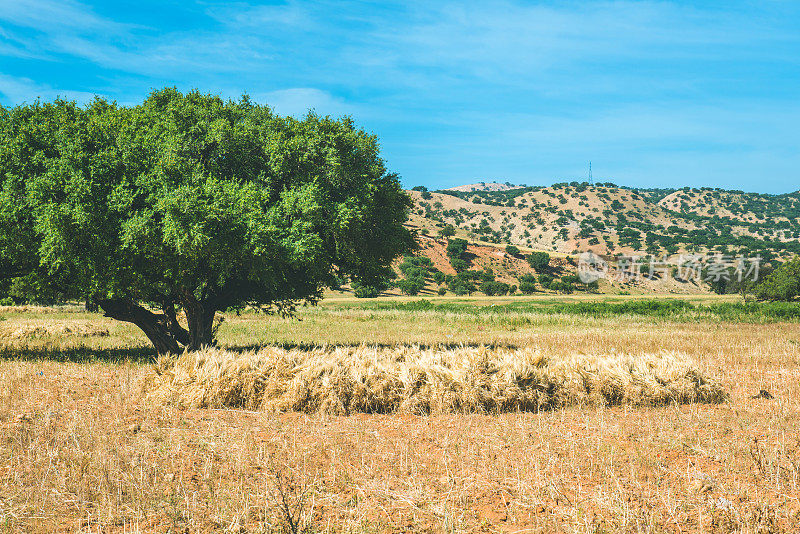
95, 297, 184, 355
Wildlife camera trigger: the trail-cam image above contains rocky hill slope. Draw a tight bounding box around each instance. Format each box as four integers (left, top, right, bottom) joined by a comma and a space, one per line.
409, 183, 800, 259
382, 182, 799, 296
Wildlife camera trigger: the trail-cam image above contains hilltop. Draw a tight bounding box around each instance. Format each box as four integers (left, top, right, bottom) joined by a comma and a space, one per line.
442, 181, 524, 193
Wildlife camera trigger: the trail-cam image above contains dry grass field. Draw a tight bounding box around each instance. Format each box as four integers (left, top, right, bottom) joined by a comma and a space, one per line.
1, 296, 799, 533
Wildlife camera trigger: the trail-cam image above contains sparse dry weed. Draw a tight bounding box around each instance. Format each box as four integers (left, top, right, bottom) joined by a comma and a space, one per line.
0, 322, 110, 340
1, 300, 798, 532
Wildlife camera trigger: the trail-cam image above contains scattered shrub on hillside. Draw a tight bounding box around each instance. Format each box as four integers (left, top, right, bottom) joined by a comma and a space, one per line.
447, 272, 477, 295
479, 268, 495, 283
446, 238, 469, 260
446, 238, 470, 272
518, 274, 537, 294
396, 255, 436, 295
439, 224, 456, 238
480, 281, 510, 296
450, 257, 468, 273
526, 251, 550, 271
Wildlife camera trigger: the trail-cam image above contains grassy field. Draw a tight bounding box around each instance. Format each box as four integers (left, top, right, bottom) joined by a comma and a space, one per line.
1, 295, 799, 532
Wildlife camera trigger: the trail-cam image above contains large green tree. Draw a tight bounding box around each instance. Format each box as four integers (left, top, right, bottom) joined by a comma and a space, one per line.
0, 89, 414, 353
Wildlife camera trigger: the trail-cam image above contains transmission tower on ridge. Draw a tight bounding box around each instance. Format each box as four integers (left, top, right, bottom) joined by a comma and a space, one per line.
588, 161, 593, 185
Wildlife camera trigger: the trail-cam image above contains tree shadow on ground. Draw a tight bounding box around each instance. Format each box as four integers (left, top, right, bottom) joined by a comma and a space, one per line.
0, 341, 525, 364
0, 346, 156, 363
222, 341, 523, 353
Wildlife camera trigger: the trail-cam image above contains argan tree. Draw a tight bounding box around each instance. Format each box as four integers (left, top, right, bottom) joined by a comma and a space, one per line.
0, 89, 414, 353
526, 251, 550, 271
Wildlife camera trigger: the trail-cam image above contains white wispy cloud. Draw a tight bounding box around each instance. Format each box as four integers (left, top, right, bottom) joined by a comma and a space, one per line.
206, 2, 312, 29
0, 0, 109, 30
0, 0, 797, 191
252, 88, 354, 117
0, 74, 101, 104
3, 0, 795, 94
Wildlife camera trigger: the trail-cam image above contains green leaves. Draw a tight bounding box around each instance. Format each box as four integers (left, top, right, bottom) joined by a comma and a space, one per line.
0, 88, 413, 317
755, 257, 800, 302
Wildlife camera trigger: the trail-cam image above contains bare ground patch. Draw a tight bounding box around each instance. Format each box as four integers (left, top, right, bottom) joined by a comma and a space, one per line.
1, 306, 798, 532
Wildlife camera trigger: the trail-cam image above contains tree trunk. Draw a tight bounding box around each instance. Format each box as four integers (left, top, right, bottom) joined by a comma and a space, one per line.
96, 298, 185, 355
162, 302, 191, 346
179, 291, 217, 351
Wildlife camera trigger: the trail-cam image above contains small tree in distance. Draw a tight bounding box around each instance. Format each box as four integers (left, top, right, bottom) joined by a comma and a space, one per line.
439, 225, 456, 238
446, 238, 470, 272
755, 257, 800, 301
526, 251, 550, 272
518, 274, 537, 294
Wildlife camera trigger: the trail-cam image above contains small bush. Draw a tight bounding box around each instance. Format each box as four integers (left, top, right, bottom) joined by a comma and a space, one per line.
527, 251, 550, 271
446, 238, 469, 260
352, 283, 381, 298
450, 258, 468, 272
538, 274, 553, 289
481, 281, 510, 296
439, 225, 456, 238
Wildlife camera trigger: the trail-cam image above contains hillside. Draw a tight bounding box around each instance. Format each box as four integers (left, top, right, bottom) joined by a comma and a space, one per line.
380, 182, 800, 296
409, 183, 800, 259
385, 232, 708, 296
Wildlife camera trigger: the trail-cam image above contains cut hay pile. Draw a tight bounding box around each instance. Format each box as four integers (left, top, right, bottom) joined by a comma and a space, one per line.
144, 346, 727, 415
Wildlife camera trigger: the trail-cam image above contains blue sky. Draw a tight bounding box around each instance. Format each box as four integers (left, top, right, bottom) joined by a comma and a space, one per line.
1, 0, 798, 193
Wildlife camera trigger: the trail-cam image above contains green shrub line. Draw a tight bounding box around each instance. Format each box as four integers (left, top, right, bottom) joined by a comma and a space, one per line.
339, 298, 800, 322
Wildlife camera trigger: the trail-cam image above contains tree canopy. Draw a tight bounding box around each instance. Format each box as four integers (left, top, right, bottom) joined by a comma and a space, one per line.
0, 89, 414, 352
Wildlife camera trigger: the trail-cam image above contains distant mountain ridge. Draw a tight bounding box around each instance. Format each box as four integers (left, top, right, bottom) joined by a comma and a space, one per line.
407, 182, 800, 260
444, 182, 523, 192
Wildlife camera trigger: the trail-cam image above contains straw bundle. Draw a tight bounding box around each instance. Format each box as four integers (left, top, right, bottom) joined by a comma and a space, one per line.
144, 345, 727, 414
